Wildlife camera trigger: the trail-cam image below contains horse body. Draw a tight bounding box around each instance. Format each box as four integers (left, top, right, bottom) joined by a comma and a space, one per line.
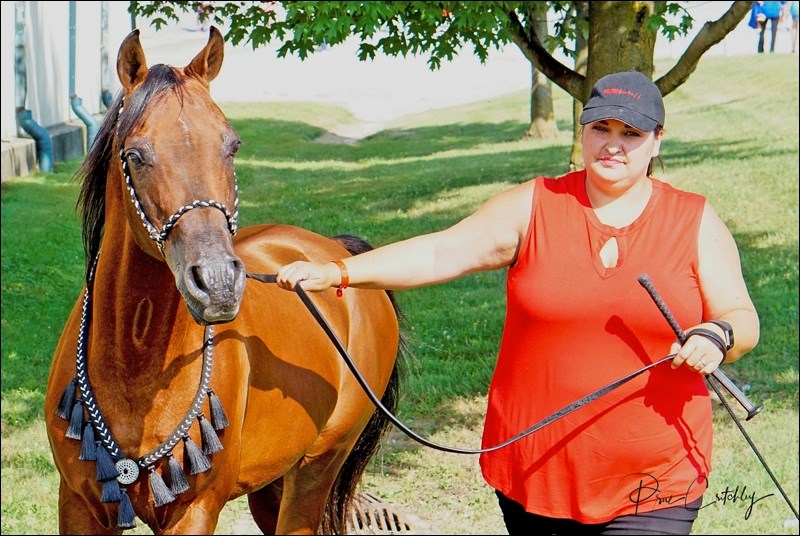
44, 28, 400, 535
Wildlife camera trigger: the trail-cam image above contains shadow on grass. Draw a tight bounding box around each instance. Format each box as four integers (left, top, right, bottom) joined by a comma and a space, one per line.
1, 116, 797, 440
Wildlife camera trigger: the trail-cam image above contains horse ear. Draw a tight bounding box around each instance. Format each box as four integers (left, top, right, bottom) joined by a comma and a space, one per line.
185, 26, 224, 84
116, 29, 149, 92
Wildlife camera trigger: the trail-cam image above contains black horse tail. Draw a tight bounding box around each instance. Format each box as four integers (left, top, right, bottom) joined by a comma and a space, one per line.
321, 234, 409, 535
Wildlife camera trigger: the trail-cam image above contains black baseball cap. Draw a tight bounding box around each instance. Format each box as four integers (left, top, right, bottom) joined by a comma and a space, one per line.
579, 71, 665, 132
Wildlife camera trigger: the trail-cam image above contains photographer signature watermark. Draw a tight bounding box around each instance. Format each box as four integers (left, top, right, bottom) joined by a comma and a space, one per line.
702, 484, 774, 520
624, 473, 774, 520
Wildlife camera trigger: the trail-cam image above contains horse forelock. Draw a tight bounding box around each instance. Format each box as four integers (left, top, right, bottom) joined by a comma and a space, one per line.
117, 65, 186, 141
77, 64, 186, 280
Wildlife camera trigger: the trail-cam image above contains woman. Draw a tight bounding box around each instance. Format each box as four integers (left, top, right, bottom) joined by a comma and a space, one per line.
276, 71, 760, 535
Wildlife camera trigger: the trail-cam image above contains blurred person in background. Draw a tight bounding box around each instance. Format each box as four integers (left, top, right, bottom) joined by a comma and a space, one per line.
753, 1, 786, 53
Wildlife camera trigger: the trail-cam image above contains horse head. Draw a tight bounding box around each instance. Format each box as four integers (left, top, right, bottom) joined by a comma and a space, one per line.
112, 27, 245, 325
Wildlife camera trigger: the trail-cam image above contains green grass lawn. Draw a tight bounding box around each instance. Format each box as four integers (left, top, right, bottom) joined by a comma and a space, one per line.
2, 54, 797, 534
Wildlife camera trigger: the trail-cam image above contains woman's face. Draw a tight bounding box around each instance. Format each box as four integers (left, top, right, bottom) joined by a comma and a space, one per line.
582, 119, 663, 187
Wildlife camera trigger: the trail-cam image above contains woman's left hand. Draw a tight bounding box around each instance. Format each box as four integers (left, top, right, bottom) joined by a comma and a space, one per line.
670, 331, 724, 375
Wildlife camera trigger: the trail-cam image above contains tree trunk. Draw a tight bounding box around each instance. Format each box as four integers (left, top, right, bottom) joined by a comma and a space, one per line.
585, 1, 657, 82
569, 1, 590, 171
570, 1, 659, 169
525, 15, 558, 139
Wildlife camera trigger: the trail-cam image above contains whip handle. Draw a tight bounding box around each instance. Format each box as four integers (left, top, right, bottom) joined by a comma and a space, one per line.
638, 274, 763, 420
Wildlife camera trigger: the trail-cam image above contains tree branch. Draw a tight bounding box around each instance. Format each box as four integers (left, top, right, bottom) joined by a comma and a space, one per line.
656, 1, 755, 96
504, 10, 584, 100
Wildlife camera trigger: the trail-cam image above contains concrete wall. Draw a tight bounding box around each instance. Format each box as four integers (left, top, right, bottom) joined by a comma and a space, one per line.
1, 1, 132, 179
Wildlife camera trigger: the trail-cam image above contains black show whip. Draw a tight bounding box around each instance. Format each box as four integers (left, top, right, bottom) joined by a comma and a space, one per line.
638, 273, 797, 521
638, 273, 762, 419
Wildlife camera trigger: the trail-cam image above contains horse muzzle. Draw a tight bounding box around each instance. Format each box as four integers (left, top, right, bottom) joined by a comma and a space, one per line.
165, 231, 246, 325
182, 253, 246, 324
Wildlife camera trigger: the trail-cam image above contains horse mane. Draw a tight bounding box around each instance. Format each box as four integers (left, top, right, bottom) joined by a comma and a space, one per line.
75, 64, 186, 281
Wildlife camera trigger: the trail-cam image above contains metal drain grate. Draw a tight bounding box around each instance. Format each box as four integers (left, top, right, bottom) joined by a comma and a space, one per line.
349, 492, 415, 534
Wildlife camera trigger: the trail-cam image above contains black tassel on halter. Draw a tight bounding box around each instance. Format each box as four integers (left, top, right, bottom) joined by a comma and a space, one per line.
117, 487, 136, 529
66, 399, 84, 440
198, 414, 223, 455
207, 389, 229, 430
101, 478, 121, 503
95, 444, 120, 482
148, 465, 176, 507
56, 378, 78, 420
79, 423, 97, 461
166, 452, 189, 495
182, 435, 211, 475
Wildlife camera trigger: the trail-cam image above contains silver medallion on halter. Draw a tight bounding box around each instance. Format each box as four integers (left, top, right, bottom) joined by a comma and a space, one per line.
115, 458, 140, 485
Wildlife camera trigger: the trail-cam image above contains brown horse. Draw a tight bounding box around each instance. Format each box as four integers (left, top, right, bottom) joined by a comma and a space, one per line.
44, 27, 403, 535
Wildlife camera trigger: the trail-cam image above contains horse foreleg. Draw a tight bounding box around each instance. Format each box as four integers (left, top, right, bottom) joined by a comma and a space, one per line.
156, 497, 224, 535
247, 479, 283, 535
57, 479, 121, 535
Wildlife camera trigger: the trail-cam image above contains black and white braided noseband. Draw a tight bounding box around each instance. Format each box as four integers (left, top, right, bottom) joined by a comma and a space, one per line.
117, 97, 239, 256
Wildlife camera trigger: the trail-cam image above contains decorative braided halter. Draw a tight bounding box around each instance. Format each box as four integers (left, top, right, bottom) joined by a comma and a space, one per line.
122, 152, 239, 256
118, 89, 239, 256
54, 95, 240, 530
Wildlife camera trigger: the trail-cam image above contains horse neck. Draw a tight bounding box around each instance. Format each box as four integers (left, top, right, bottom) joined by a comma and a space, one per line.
91, 168, 196, 369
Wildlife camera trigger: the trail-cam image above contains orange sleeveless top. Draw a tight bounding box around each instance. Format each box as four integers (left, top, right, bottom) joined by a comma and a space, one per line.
479, 171, 712, 523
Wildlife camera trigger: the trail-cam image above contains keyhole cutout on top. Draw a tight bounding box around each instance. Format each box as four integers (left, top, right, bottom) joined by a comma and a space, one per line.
599, 237, 619, 269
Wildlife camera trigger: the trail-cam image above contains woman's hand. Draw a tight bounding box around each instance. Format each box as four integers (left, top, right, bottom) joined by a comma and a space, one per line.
669, 324, 726, 375
276, 261, 339, 292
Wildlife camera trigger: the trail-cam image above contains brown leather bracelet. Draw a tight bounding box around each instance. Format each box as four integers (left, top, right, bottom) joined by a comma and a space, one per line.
332, 260, 349, 298
686, 328, 727, 359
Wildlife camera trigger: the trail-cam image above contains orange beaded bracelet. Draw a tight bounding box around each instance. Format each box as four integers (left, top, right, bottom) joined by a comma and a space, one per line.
332, 260, 349, 298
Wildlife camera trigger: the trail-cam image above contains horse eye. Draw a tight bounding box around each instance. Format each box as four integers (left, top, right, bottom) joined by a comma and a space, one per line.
230, 140, 241, 156
124, 150, 145, 167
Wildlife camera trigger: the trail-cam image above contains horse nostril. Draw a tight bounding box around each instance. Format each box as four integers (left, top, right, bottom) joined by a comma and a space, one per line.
233, 259, 244, 277
192, 266, 208, 293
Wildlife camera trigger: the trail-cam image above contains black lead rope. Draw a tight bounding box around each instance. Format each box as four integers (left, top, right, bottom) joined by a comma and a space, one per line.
247, 272, 672, 454
247, 272, 799, 520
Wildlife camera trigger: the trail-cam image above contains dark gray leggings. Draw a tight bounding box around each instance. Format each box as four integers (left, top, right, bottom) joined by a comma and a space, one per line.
496, 491, 702, 535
